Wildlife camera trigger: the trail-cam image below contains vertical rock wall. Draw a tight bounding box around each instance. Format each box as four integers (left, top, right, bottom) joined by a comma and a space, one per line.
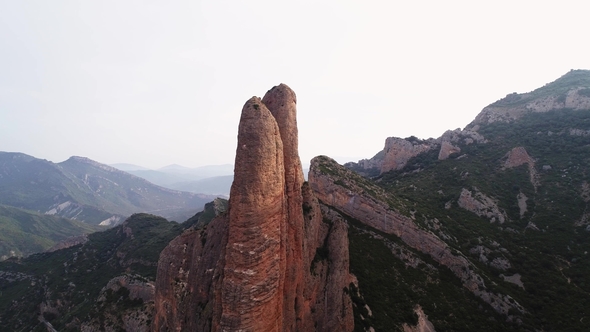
262, 84, 306, 330
220, 97, 286, 331
152, 84, 353, 332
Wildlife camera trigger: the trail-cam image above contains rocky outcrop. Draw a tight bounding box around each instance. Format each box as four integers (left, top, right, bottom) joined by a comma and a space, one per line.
347, 128, 487, 175
458, 188, 508, 223
380, 137, 434, 173
468, 70, 590, 127
153, 214, 228, 331
438, 141, 460, 160
153, 85, 353, 332
81, 274, 155, 332
402, 305, 436, 332
503, 146, 534, 169
437, 128, 487, 161
569, 128, 590, 137
262, 85, 306, 330
502, 146, 539, 191
220, 96, 287, 331
345, 137, 436, 176
309, 156, 524, 315
525, 87, 590, 112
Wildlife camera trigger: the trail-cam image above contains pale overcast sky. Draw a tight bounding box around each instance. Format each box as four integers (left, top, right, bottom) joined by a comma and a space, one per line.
1, 1, 588, 169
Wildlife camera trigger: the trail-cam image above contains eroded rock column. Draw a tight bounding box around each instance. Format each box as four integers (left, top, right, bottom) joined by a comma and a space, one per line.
220, 97, 286, 331
262, 84, 305, 330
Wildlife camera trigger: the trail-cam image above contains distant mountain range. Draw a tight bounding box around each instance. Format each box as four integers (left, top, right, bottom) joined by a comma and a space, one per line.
0, 152, 218, 226
110, 163, 234, 196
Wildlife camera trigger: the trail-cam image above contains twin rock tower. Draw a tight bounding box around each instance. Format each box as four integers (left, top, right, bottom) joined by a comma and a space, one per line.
152, 84, 354, 331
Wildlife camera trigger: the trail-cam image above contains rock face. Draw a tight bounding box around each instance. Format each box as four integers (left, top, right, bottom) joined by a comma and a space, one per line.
262, 86, 306, 330
346, 129, 487, 175
380, 137, 434, 173
467, 70, 590, 127
153, 85, 353, 332
458, 188, 508, 223
81, 274, 156, 332
221, 96, 286, 331
472, 88, 590, 126
502, 146, 539, 190
309, 155, 524, 315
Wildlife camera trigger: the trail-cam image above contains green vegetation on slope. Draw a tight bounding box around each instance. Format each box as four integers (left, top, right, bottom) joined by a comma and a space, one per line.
344, 212, 519, 332
0, 152, 214, 225
364, 109, 590, 330
0, 205, 101, 259
0, 213, 183, 331
491, 69, 590, 107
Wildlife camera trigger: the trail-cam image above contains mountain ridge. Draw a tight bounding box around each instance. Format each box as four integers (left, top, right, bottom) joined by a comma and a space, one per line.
0, 152, 217, 225
347, 69, 590, 177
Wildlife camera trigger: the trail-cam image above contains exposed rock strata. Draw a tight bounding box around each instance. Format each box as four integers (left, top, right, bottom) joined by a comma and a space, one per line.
153, 85, 353, 332
468, 71, 590, 127
309, 156, 524, 315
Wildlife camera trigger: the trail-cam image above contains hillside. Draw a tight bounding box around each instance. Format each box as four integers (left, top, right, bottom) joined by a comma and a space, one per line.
0, 153, 218, 225
0, 203, 226, 331
338, 70, 590, 331
0, 205, 101, 259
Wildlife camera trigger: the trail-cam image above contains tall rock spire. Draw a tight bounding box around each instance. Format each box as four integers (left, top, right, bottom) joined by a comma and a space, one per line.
262, 84, 305, 330
220, 97, 286, 331
152, 84, 353, 332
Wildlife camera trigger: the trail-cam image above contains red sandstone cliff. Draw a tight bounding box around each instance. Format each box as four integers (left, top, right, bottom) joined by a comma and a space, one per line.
152, 85, 353, 332
262, 85, 306, 330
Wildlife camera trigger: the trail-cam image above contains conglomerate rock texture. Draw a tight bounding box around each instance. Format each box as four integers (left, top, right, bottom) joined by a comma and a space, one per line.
152, 84, 353, 332
262, 86, 306, 330
221, 96, 286, 331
